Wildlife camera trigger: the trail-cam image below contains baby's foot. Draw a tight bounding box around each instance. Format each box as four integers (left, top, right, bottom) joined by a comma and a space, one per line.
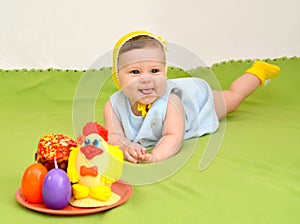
245, 60, 281, 85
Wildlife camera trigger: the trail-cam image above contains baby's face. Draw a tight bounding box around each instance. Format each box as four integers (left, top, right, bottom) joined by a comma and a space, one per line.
118, 46, 167, 106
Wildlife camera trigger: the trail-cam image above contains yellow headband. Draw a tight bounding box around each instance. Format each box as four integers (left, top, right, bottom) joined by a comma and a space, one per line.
112, 30, 167, 89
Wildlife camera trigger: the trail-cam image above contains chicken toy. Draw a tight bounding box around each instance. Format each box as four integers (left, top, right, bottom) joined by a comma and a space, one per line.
67, 122, 124, 207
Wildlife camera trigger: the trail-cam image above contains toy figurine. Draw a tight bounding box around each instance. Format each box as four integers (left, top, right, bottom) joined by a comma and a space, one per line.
67, 122, 124, 207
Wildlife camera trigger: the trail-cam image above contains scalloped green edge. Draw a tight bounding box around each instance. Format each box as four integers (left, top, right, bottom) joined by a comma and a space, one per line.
210, 56, 299, 69
0, 56, 298, 73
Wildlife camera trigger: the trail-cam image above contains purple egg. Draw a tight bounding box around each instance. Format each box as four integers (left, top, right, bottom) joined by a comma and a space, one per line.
42, 168, 71, 210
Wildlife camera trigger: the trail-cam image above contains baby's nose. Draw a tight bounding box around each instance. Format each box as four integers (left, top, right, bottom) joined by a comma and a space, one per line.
139, 74, 152, 83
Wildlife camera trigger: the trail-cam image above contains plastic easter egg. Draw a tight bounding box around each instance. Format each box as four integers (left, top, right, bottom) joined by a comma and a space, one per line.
21, 163, 48, 203
42, 168, 72, 210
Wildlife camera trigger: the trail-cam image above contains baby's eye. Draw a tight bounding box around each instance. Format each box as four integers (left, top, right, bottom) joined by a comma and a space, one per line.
151, 69, 159, 74
130, 70, 140, 75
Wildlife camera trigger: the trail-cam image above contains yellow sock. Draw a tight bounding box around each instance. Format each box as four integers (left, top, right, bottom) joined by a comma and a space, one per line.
245, 60, 281, 85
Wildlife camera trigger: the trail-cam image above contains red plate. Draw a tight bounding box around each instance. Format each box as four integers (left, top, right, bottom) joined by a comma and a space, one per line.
16, 180, 132, 216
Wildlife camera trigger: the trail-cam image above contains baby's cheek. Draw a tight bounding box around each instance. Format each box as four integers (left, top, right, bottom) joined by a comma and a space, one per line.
156, 79, 167, 95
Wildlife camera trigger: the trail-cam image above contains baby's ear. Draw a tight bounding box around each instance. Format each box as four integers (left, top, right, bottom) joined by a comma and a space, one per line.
76, 134, 85, 145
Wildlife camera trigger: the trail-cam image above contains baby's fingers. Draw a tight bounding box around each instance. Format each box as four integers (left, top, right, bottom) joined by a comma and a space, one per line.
124, 148, 138, 164
136, 149, 146, 159
131, 144, 146, 159
139, 153, 157, 163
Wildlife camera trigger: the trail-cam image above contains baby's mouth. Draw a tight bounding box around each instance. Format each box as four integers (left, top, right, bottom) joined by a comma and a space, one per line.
139, 88, 154, 95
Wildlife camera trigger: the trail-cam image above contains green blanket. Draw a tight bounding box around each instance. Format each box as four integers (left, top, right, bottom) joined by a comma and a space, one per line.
1, 57, 299, 223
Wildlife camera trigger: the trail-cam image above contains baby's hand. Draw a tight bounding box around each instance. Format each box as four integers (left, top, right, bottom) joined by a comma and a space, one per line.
138, 153, 158, 163
124, 143, 146, 164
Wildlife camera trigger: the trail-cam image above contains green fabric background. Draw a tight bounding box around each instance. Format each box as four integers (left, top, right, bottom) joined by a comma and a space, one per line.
1, 57, 299, 223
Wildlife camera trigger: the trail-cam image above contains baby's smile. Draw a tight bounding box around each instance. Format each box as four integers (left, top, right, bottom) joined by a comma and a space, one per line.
139, 88, 154, 95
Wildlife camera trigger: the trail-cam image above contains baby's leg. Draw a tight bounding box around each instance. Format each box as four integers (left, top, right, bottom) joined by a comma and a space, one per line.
213, 61, 281, 119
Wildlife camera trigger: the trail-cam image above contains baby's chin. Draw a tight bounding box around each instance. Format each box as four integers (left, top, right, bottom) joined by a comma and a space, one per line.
137, 95, 159, 105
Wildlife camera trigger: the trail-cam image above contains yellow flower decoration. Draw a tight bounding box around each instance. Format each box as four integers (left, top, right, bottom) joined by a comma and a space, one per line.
137, 102, 152, 118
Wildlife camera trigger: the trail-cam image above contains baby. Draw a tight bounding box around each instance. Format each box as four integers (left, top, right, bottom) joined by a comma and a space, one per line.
104, 30, 280, 163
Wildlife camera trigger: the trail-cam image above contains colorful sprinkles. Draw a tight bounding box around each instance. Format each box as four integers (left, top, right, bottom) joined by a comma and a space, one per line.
37, 133, 77, 161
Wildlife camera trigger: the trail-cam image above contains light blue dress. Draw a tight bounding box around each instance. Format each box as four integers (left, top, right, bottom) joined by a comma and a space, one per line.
110, 77, 219, 147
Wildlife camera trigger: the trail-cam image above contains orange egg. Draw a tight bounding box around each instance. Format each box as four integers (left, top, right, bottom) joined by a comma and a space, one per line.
21, 163, 48, 203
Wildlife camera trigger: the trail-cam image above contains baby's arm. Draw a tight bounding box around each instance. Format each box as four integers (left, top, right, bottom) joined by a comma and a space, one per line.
104, 101, 146, 163
141, 93, 185, 162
